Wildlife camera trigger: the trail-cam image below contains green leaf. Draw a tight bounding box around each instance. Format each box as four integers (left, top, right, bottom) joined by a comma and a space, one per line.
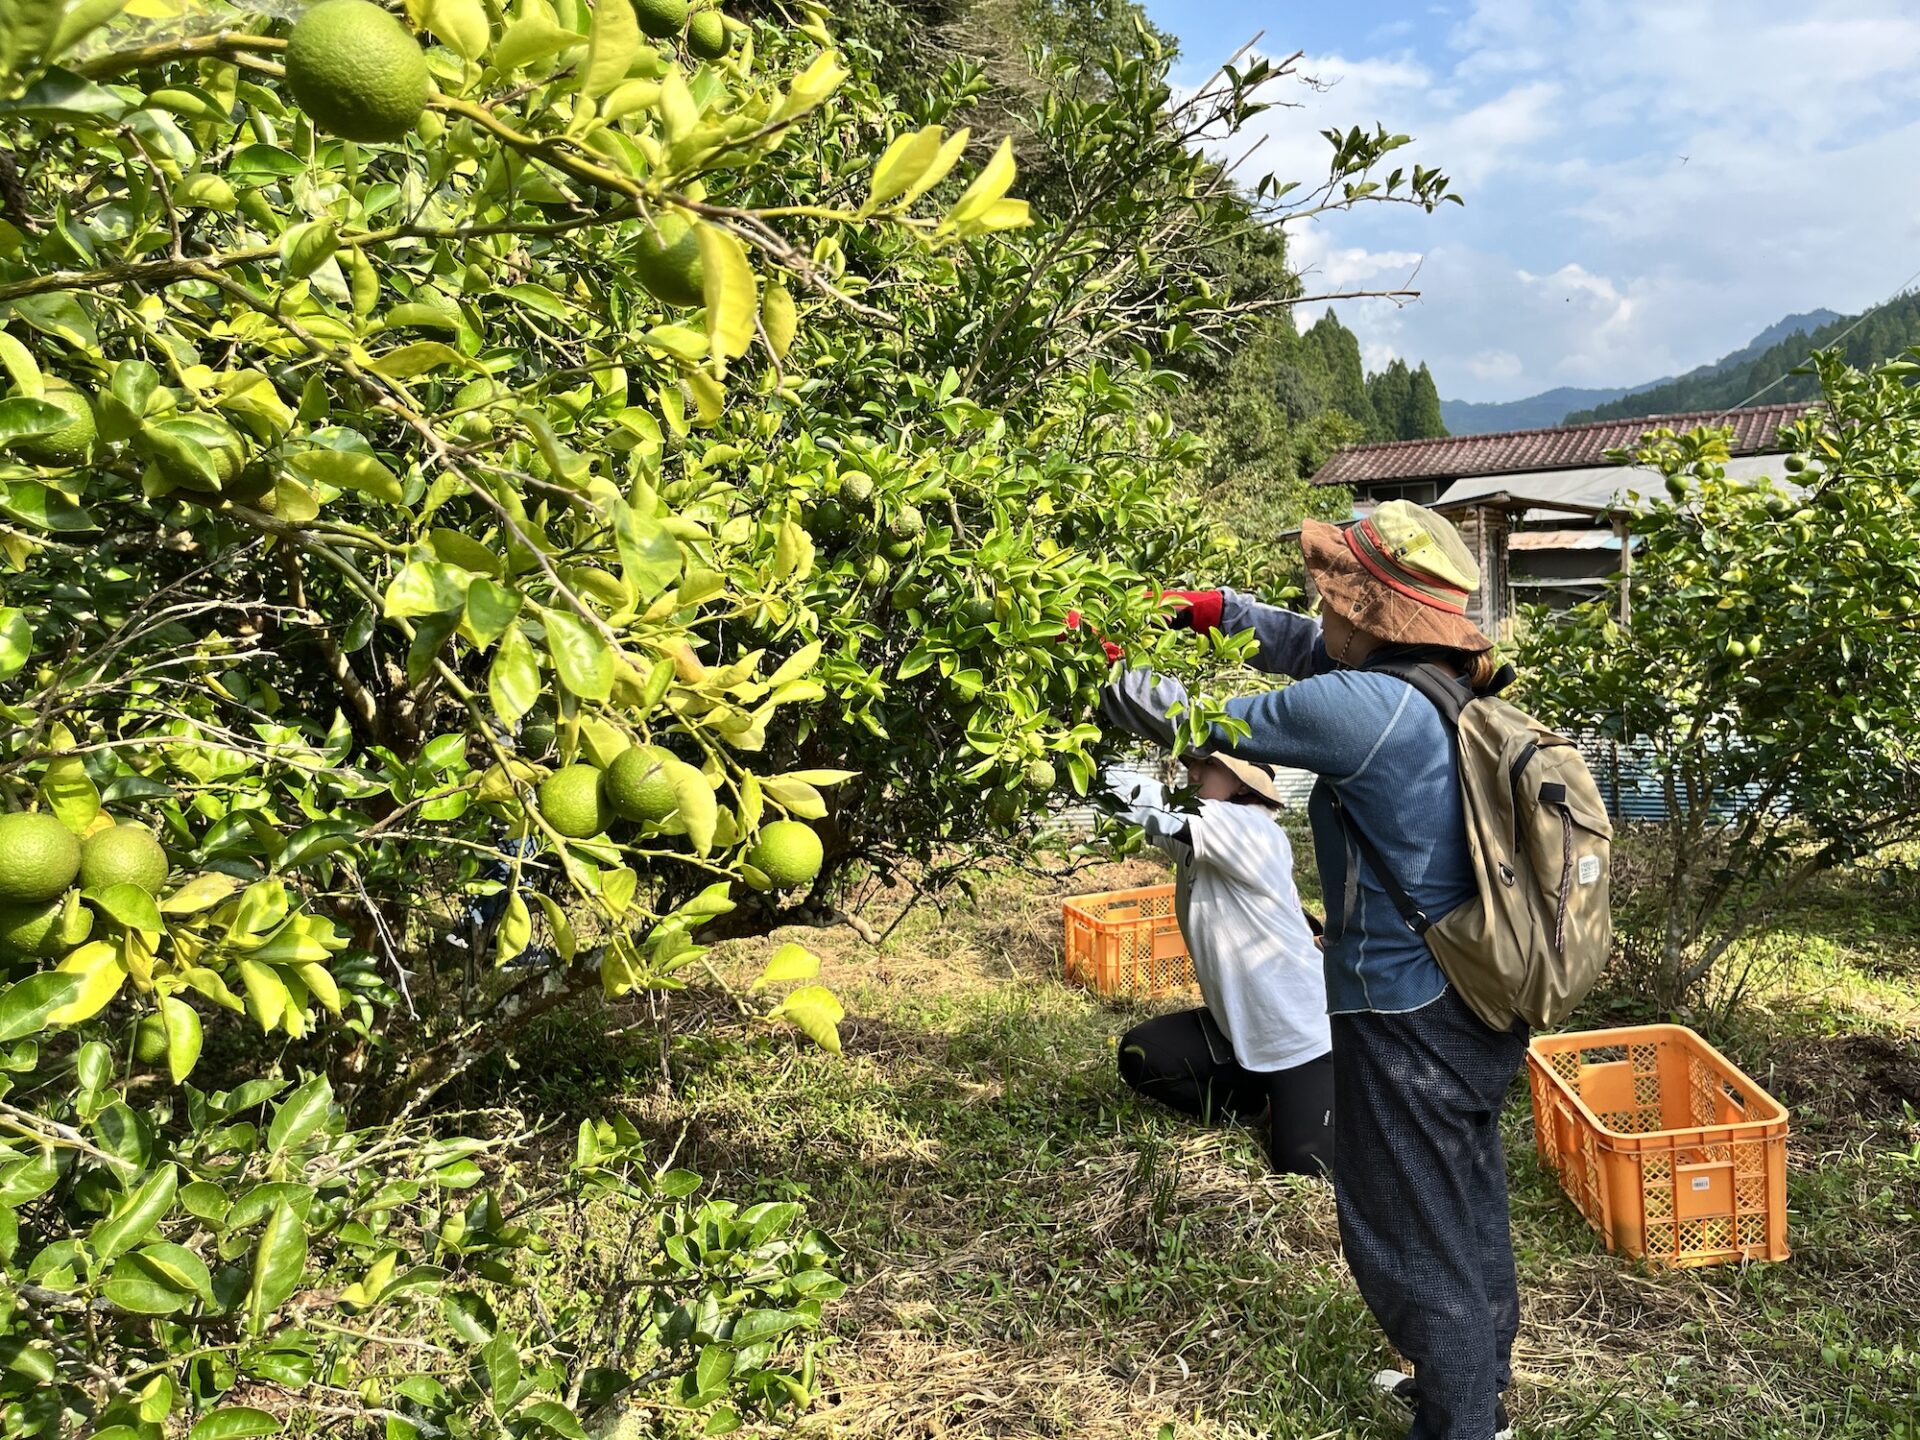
664, 756, 717, 856
750, 942, 819, 991
290, 447, 404, 504
2, 289, 97, 349
534, 892, 576, 961
504, 283, 571, 320
0, 396, 64, 451
385, 559, 472, 619
422, 0, 489, 59
766, 985, 843, 1053
159, 995, 202, 1084
491, 11, 576, 73
38, 754, 97, 832
519, 1401, 587, 1440
610, 499, 682, 601
581, 0, 637, 97
945, 135, 1018, 229
696, 222, 757, 367
88, 882, 163, 934
761, 776, 826, 819
863, 124, 943, 213
727, 1307, 809, 1346
103, 1252, 194, 1315
0, 971, 83, 1043
368, 342, 472, 380
159, 872, 240, 915
544, 610, 614, 702
247, 1202, 308, 1332
481, 1329, 522, 1404
0, 480, 97, 532
462, 577, 523, 649
89, 1163, 178, 1260
235, 958, 291, 1033
267, 1073, 333, 1155
188, 1407, 282, 1440
280, 220, 339, 280
494, 892, 531, 965
901, 125, 969, 205
490, 623, 542, 725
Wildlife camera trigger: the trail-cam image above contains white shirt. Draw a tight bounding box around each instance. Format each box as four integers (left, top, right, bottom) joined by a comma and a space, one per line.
1108, 773, 1332, 1073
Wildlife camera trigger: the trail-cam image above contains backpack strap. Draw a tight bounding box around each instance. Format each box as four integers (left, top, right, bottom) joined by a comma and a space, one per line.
1330, 788, 1432, 936
1327, 658, 1480, 938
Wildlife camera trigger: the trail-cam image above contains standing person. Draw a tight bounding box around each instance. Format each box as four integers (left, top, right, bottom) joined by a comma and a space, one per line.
1105, 752, 1332, 1176
1101, 501, 1526, 1440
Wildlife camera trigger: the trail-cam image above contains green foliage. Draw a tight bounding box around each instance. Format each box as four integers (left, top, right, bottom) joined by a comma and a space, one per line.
1517, 350, 1920, 1006
0, 0, 1461, 1426
1566, 290, 1920, 424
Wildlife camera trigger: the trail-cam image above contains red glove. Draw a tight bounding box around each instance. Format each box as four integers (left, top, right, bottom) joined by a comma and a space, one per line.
1059, 610, 1123, 662
1152, 588, 1224, 633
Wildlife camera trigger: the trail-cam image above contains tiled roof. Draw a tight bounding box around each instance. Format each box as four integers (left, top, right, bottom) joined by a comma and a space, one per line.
1311, 402, 1819, 487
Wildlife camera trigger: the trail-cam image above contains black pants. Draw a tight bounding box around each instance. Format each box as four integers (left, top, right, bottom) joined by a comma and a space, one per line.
1117, 1009, 1335, 1175
1333, 987, 1529, 1440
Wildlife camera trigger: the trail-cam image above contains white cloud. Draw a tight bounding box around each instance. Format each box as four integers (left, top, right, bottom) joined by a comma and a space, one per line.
1177, 0, 1920, 402
1467, 350, 1525, 382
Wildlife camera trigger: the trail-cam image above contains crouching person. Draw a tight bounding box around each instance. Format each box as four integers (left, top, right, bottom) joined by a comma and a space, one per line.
1107, 753, 1333, 1176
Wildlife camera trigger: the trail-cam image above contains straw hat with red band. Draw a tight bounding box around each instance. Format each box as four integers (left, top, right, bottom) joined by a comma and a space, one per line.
1299, 499, 1494, 653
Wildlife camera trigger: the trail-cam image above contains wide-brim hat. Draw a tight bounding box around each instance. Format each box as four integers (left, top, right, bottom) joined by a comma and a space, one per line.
1300, 499, 1494, 653
1213, 755, 1285, 808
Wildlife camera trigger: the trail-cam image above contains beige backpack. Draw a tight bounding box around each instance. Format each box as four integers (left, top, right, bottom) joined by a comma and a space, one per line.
1332, 662, 1613, 1032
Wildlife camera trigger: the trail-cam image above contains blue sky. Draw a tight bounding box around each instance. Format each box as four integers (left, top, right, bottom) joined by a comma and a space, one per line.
1139, 0, 1920, 403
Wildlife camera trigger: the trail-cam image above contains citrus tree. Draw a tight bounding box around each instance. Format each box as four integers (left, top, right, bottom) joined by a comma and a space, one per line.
0, 0, 1040, 1429
0, 0, 1462, 1427
1517, 351, 1920, 1009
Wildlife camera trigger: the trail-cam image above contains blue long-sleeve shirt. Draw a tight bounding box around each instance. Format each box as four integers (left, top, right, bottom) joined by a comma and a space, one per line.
1101, 589, 1472, 1015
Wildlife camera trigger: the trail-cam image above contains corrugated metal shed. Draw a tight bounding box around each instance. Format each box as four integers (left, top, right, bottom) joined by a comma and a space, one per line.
1434, 454, 1796, 516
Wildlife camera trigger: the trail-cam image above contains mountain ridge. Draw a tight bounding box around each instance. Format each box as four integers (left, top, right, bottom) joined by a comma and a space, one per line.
1440, 307, 1844, 435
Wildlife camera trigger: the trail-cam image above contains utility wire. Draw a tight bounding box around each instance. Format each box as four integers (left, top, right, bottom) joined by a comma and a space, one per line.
1711, 257, 1920, 424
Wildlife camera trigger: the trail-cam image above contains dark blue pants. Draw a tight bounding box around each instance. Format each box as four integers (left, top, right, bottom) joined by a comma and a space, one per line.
1332, 987, 1528, 1440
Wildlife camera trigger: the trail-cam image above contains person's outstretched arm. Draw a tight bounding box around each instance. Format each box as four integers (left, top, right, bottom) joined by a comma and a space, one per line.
1160, 587, 1325, 678
1101, 665, 1400, 779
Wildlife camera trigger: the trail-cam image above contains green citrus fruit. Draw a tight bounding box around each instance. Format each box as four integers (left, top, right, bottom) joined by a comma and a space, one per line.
15, 380, 96, 466
809, 499, 846, 537
633, 212, 706, 309
0, 813, 82, 904
538, 764, 611, 838
151, 416, 246, 492
0, 892, 92, 959
223, 462, 279, 506
632, 0, 689, 37
451, 377, 506, 441
605, 746, 677, 825
1664, 474, 1688, 500
838, 473, 875, 514
861, 554, 890, 587
285, 0, 431, 144
746, 820, 823, 891
685, 8, 729, 58
882, 537, 916, 561
133, 1014, 170, 1066
885, 504, 924, 542
960, 597, 996, 628
520, 714, 556, 758
80, 825, 170, 895
1023, 758, 1056, 791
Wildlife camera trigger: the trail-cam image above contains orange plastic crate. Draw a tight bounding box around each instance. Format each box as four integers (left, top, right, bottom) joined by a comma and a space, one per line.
1527, 1024, 1789, 1268
1062, 884, 1197, 998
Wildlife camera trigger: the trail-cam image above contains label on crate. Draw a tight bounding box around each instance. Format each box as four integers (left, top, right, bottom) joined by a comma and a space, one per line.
1691, 1176, 1712, 1191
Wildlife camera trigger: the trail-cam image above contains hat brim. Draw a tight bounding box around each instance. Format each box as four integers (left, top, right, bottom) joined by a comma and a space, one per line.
1214, 755, 1286, 808
1301, 517, 1494, 653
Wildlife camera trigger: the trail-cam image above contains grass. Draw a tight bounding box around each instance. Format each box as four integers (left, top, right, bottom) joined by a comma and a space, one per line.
499, 849, 1920, 1440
